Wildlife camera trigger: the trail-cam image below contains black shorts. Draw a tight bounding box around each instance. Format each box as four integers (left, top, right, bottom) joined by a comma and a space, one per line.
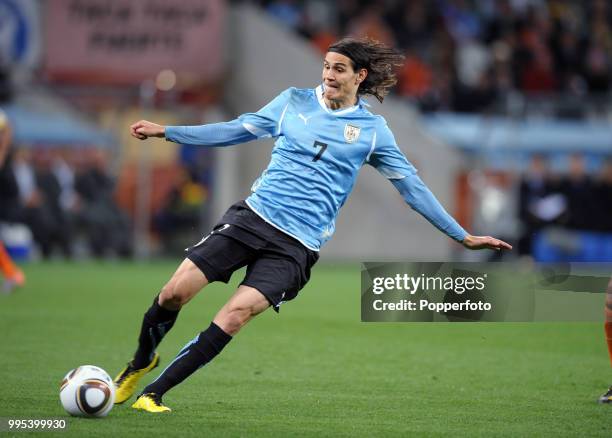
186, 201, 319, 312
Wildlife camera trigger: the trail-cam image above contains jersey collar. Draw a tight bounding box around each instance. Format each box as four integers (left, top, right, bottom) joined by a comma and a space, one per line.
315, 84, 368, 116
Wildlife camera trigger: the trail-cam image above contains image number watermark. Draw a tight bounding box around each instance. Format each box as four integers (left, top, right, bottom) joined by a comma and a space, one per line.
0, 418, 68, 431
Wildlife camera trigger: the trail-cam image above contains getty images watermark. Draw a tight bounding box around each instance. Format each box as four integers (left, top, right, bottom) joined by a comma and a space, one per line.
361, 262, 611, 322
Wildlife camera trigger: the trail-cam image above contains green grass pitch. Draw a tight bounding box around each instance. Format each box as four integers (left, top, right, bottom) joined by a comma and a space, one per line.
0, 261, 609, 437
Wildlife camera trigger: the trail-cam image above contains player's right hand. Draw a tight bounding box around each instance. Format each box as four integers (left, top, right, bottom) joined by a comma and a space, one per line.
130, 120, 165, 140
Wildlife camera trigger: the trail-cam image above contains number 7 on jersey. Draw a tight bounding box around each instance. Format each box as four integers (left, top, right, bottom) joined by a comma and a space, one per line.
312, 141, 328, 162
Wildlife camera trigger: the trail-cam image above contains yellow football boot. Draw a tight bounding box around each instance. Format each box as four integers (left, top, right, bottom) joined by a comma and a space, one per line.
131, 393, 171, 413
113, 353, 160, 404
599, 386, 612, 404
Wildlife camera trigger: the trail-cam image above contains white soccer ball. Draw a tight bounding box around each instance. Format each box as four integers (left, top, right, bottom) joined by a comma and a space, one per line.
59, 365, 115, 417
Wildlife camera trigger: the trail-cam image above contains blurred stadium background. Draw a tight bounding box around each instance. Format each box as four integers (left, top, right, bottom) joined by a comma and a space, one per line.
1, 0, 611, 264
1, 1, 611, 435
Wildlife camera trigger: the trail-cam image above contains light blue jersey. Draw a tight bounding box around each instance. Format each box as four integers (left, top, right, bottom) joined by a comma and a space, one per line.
166, 85, 467, 251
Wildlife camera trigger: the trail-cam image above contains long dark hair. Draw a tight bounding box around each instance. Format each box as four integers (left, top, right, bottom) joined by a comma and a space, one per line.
328, 37, 404, 103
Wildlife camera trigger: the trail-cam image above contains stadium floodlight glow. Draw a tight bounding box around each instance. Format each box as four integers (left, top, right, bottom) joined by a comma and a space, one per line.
156, 69, 177, 91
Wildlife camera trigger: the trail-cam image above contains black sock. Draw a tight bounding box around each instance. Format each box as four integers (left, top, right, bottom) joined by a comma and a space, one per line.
142, 322, 232, 396
132, 295, 180, 369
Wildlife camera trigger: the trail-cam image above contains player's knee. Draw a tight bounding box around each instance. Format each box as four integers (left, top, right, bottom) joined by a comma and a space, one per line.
159, 281, 187, 309
219, 306, 252, 334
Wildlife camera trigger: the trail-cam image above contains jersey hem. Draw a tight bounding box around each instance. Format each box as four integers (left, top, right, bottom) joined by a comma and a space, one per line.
244, 199, 320, 252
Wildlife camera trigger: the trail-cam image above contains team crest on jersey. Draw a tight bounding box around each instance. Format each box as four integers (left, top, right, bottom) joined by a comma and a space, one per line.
344, 124, 361, 143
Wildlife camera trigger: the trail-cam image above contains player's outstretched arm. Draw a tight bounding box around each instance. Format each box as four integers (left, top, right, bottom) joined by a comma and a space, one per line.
368, 126, 513, 253
387, 173, 512, 252
461, 235, 512, 251
129, 118, 258, 147
129, 88, 293, 146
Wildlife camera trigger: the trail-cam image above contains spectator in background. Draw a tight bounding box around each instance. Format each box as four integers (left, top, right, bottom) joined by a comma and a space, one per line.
0, 53, 12, 103
9, 148, 63, 259
51, 148, 80, 216
396, 49, 433, 101
301, 0, 337, 54
310, 27, 337, 54
560, 153, 597, 231
386, 0, 433, 52
583, 39, 611, 94
347, 2, 395, 48
0, 147, 74, 260
551, 26, 584, 91
482, 0, 517, 43
514, 14, 558, 94
452, 68, 498, 112
13, 149, 38, 213
439, 0, 482, 43
595, 158, 612, 232
32, 150, 74, 258
518, 155, 566, 255
75, 149, 133, 258
335, 0, 361, 36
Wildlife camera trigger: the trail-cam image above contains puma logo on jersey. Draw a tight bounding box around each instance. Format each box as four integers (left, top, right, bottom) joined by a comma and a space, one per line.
298, 113, 312, 125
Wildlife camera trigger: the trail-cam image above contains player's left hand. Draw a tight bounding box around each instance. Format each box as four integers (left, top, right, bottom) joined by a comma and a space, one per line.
461, 235, 512, 251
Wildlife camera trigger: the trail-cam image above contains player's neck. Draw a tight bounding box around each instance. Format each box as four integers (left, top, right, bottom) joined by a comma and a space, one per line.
324, 95, 358, 111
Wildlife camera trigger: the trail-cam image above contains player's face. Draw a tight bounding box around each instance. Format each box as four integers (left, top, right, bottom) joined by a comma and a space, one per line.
322, 52, 367, 107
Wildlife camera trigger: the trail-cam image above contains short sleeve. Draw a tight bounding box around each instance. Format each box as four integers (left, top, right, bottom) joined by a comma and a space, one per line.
238, 88, 294, 139
367, 119, 417, 179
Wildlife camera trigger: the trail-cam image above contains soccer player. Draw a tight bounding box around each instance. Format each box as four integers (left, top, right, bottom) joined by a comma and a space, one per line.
0, 110, 25, 292
114, 38, 512, 413
600, 278, 612, 403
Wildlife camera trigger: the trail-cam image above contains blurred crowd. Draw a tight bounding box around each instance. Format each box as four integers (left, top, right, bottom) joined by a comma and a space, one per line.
518, 154, 612, 254
0, 145, 213, 260
254, 0, 612, 115
0, 147, 132, 259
